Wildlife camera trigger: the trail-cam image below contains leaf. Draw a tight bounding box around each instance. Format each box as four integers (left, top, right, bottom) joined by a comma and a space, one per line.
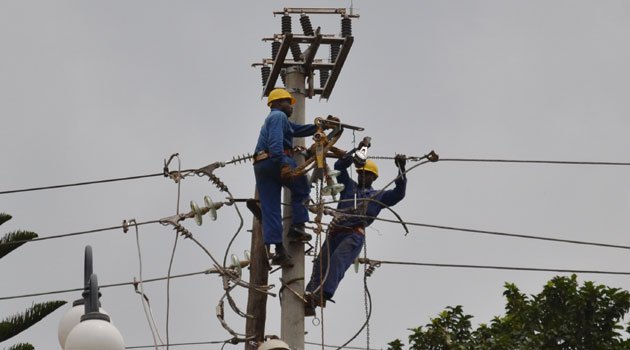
0, 301, 67, 342
5, 343, 34, 350
0, 214, 11, 226
0, 231, 38, 260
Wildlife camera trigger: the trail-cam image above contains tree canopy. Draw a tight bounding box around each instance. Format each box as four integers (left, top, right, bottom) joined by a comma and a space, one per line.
389, 275, 630, 350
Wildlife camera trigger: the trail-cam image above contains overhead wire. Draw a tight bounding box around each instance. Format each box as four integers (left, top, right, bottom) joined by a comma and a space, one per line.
125, 339, 230, 349
362, 259, 630, 275
439, 158, 630, 166
0, 269, 210, 301
132, 220, 165, 348
166, 154, 183, 350
0, 220, 161, 247
323, 201, 630, 251
0, 173, 171, 195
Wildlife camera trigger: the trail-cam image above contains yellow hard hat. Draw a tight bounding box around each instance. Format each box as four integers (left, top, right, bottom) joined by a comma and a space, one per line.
267, 88, 296, 107
356, 160, 378, 178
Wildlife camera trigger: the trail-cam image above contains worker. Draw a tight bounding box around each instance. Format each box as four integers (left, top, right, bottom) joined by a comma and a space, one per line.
253, 87, 337, 268
304, 153, 407, 315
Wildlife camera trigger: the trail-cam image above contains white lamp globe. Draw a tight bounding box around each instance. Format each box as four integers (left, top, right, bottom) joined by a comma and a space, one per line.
258, 338, 290, 350
65, 315, 124, 350
58, 301, 110, 349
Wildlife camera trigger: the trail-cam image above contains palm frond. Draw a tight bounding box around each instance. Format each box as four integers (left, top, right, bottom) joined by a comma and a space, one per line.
0, 231, 38, 260
0, 301, 67, 342
0, 214, 11, 226
5, 343, 34, 350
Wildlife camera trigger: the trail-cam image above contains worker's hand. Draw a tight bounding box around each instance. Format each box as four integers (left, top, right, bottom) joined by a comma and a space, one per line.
357, 136, 371, 149
326, 115, 340, 123
394, 154, 407, 169
280, 164, 295, 182
319, 115, 340, 130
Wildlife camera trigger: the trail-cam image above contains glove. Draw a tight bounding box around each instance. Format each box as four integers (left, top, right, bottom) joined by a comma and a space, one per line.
326, 115, 340, 123
323, 115, 340, 129
357, 136, 371, 149
394, 154, 407, 169
280, 164, 294, 182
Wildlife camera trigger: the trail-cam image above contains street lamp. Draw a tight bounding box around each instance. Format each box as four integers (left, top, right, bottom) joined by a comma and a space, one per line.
65, 273, 124, 350
58, 246, 120, 349
58, 246, 110, 348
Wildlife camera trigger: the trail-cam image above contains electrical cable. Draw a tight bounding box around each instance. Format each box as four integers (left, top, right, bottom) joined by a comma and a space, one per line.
0, 173, 170, 195
125, 339, 230, 349
305, 342, 379, 350
7, 260, 630, 303
166, 154, 183, 350
132, 220, 165, 348
323, 204, 630, 251
439, 158, 630, 166
0, 269, 210, 301
369, 259, 630, 275
336, 278, 372, 350
0, 220, 161, 247
370, 215, 630, 251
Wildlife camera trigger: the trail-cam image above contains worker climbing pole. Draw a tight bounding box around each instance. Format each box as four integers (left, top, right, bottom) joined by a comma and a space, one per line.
247, 7, 359, 350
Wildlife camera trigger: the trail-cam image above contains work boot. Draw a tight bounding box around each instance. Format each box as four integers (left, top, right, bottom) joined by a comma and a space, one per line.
287, 224, 312, 242
270, 245, 294, 268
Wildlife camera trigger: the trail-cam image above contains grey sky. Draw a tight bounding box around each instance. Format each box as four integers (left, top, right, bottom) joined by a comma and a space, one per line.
2, 1, 630, 349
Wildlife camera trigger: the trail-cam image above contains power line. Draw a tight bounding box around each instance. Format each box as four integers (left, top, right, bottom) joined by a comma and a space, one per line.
125, 340, 229, 349
5, 258, 630, 302
0, 220, 161, 247
0, 269, 209, 301
371, 259, 630, 275
125, 340, 378, 349
0, 173, 167, 195
368, 216, 630, 251
439, 158, 630, 166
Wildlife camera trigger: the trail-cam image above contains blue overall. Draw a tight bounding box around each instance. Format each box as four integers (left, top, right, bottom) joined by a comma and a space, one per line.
254, 108, 317, 245
306, 154, 407, 299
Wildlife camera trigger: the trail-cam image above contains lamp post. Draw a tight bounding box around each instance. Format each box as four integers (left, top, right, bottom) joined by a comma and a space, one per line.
65, 273, 124, 350
58, 246, 122, 349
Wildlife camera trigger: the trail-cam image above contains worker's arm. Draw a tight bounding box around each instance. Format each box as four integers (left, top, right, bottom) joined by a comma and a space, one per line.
290, 121, 318, 137
267, 113, 289, 165
379, 155, 407, 206
334, 152, 354, 198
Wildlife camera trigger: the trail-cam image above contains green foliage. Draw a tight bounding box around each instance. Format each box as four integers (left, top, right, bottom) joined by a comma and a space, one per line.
0, 301, 67, 342
389, 275, 630, 350
5, 343, 34, 350
0, 231, 38, 260
0, 214, 11, 226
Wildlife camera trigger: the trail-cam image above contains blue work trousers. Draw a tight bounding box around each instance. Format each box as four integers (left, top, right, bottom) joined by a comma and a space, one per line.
306, 231, 365, 299
254, 158, 310, 245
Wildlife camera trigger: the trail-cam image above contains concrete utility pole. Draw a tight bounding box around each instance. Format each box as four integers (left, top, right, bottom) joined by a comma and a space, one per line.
281, 66, 307, 349
248, 8, 357, 350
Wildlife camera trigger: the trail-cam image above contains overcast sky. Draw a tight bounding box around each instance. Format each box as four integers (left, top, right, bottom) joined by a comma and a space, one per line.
2, 1, 630, 349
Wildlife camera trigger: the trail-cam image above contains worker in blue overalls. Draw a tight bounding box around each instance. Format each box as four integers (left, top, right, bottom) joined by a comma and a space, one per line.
253, 88, 339, 268
305, 153, 407, 315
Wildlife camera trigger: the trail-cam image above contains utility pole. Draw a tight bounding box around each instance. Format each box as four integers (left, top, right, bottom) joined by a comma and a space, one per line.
281, 66, 306, 349
248, 8, 357, 350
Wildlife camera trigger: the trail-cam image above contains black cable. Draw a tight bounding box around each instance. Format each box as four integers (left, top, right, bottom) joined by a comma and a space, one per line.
0, 173, 166, 195
126, 340, 229, 349
0, 269, 209, 301
373, 260, 630, 275
369, 216, 630, 251
305, 342, 378, 350
440, 158, 630, 166
0, 220, 161, 247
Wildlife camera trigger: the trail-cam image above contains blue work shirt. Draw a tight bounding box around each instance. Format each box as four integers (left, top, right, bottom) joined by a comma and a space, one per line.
333, 155, 407, 229
254, 108, 318, 165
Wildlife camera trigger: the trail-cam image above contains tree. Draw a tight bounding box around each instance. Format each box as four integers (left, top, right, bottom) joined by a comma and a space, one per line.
0, 213, 67, 349
389, 275, 630, 350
